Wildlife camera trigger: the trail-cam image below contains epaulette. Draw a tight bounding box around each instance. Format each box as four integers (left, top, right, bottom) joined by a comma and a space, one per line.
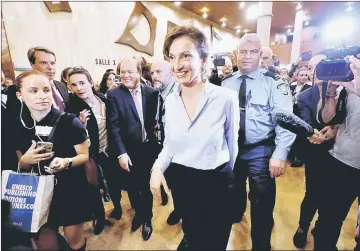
264, 70, 277, 80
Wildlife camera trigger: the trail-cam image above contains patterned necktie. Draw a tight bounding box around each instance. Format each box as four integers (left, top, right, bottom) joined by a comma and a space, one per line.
239, 75, 248, 145
51, 85, 65, 112
131, 89, 145, 141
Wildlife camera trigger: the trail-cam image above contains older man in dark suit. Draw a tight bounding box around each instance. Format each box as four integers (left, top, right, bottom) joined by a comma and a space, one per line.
107, 57, 158, 241
28, 46, 69, 111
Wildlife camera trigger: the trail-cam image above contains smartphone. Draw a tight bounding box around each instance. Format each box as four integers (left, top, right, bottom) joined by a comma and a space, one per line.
114, 75, 121, 82
36, 142, 53, 154
301, 51, 312, 62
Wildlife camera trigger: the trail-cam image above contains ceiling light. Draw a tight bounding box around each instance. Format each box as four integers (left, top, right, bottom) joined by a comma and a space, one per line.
247, 4, 260, 20
346, 4, 353, 12
51, 1, 61, 4
323, 16, 354, 43
239, 2, 246, 9
202, 12, 208, 19
296, 3, 302, 10
174, 2, 181, 6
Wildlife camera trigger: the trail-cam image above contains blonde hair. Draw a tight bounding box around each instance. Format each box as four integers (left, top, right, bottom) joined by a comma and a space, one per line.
15, 70, 49, 90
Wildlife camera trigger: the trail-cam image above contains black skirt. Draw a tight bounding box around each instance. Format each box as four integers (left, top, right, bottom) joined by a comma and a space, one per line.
46, 166, 93, 227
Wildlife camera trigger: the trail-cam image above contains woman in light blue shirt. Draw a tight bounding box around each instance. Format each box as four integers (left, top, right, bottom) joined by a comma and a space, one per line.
150, 25, 239, 250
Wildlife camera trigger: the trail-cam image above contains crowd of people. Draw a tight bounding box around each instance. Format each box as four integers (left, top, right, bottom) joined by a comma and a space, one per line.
1, 25, 360, 251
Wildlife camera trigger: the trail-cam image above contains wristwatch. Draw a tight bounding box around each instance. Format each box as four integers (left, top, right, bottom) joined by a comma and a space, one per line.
66, 158, 73, 170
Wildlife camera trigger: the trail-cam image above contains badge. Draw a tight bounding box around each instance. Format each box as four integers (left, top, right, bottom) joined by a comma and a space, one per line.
276, 83, 289, 95
35, 126, 53, 136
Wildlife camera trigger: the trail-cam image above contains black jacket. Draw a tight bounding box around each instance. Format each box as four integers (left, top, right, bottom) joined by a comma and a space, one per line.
296, 85, 334, 161
106, 84, 158, 158
66, 93, 107, 157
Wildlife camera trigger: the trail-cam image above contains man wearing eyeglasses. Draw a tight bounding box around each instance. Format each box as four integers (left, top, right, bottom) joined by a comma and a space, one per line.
222, 33, 296, 251
28, 46, 69, 112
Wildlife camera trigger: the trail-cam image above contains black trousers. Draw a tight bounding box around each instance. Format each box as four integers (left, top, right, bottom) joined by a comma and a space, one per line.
168, 162, 234, 250
298, 149, 328, 231
314, 154, 360, 251
95, 153, 122, 211
126, 145, 154, 221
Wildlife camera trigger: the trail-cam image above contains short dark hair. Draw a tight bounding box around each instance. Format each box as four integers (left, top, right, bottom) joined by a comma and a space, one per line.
163, 25, 209, 62
67, 66, 97, 95
27, 46, 56, 64
61, 67, 72, 84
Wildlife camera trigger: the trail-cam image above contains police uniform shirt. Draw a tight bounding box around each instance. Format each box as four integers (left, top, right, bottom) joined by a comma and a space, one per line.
222, 68, 296, 161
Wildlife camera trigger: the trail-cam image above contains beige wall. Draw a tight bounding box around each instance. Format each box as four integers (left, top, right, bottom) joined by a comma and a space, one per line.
2, 1, 239, 82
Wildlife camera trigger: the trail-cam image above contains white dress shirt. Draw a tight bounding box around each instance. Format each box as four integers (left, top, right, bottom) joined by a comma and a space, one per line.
153, 81, 239, 173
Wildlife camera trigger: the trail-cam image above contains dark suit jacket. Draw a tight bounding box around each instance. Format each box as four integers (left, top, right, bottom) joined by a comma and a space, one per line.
106, 84, 158, 159
297, 85, 321, 129
66, 93, 107, 157
297, 85, 334, 162
290, 83, 312, 97
53, 80, 69, 103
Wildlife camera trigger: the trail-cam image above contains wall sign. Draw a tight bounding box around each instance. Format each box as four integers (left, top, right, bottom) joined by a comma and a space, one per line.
95, 58, 117, 66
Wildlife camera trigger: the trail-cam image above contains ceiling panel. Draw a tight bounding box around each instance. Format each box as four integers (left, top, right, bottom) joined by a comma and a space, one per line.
177, 1, 358, 35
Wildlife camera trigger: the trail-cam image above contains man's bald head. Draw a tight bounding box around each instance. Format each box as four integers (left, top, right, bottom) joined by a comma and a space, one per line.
260, 47, 274, 69
308, 54, 327, 85
151, 59, 174, 90
119, 57, 142, 89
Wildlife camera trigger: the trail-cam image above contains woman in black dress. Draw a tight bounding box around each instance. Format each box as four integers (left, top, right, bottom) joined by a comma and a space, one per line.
66, 67, 123, 231
14, 70, 92, 250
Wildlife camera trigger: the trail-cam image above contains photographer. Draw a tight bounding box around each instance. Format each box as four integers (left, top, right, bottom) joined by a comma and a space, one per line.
292, 54, 338, 248
314, 55, 360, 251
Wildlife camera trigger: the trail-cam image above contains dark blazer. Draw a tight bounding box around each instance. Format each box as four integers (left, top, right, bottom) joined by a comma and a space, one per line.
297, 85, 334, 161
106, 84, 158, 158
66, 93, 107, 157
297, 85, 321, 129
290, 83, 312, 97
53, 80, 69, 103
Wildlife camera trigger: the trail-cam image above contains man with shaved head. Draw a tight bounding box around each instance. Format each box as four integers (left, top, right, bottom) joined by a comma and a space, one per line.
260, 47, 274, 70
107, 57, 159, 241
222, 33, 296, 251
150, 59, 180, 225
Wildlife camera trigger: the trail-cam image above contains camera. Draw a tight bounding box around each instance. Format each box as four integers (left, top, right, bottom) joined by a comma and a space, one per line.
316, 46, 360, 82
213, 52, 230, 67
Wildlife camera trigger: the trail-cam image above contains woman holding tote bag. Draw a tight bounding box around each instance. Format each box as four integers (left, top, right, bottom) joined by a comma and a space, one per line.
14, 70, 92, 250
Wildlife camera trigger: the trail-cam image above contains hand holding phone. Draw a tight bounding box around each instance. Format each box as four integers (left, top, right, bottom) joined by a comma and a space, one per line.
36, 142, 53, 154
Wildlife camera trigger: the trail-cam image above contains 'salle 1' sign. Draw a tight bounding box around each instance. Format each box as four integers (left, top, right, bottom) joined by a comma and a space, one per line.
95, 58, 117, 66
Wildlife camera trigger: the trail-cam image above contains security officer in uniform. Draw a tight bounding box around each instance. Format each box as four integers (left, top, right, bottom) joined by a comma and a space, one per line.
150, 59, 180, 225
222, 33, 296, 251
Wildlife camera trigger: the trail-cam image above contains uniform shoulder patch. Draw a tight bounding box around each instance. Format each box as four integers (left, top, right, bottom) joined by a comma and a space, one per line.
276, 82, 289, 95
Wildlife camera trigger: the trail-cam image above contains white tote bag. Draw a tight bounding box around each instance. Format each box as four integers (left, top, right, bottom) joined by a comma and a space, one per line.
2, 167, 55, 233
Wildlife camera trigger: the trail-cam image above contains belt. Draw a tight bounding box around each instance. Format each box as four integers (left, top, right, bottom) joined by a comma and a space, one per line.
240, 136, 275, 149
